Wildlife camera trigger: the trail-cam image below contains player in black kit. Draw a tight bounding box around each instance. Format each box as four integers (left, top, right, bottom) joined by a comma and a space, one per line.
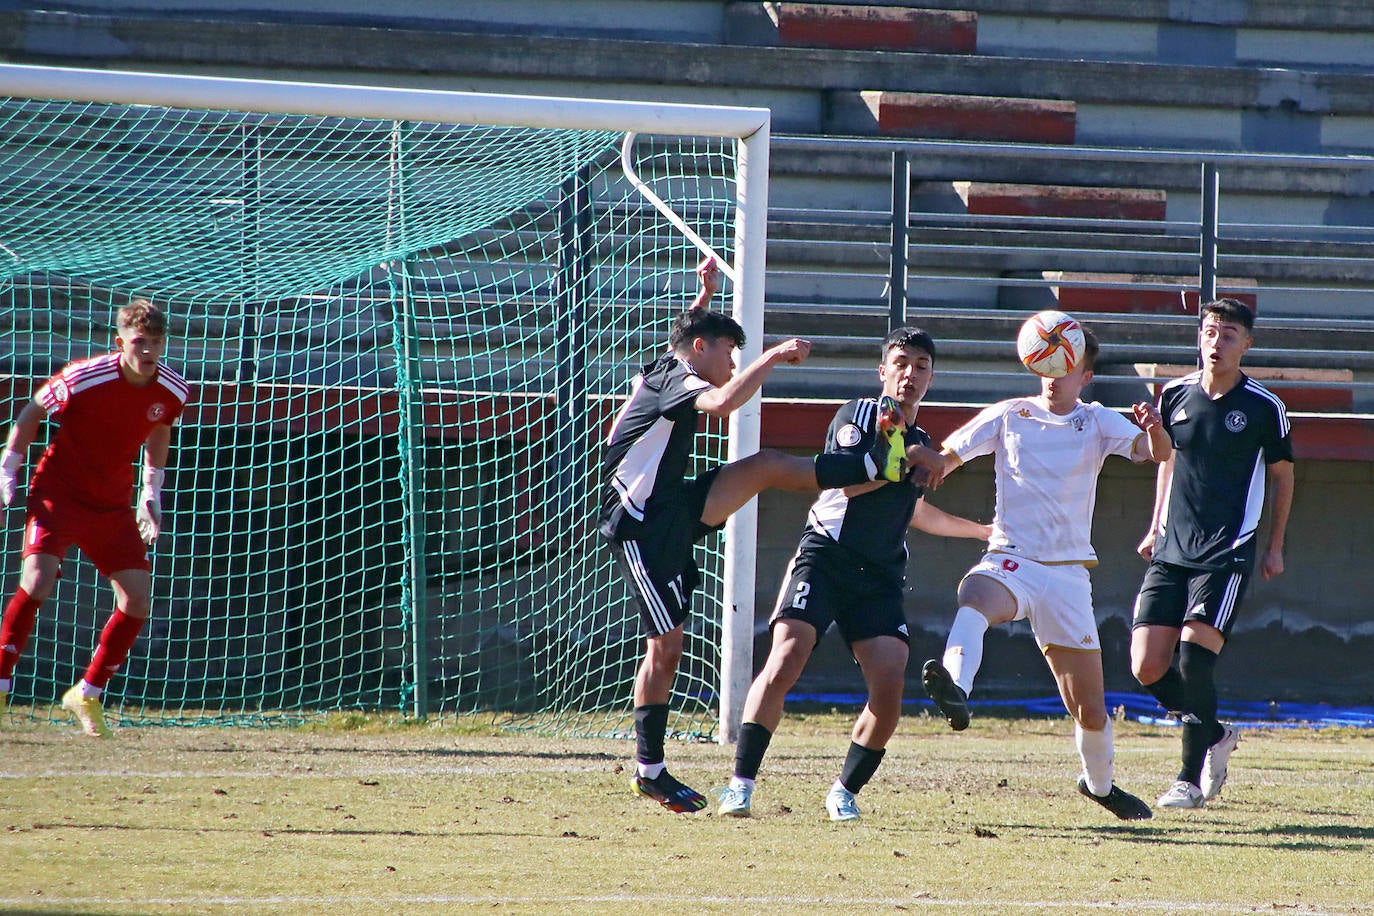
600, 258, 912, 814
1130, 299, 1295, 809
713, 327, 985, 821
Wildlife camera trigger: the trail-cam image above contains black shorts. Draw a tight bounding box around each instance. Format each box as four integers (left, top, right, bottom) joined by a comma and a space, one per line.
1132, 557, 1253, 639
770, 540, 909, 647
606, 468, 724, 637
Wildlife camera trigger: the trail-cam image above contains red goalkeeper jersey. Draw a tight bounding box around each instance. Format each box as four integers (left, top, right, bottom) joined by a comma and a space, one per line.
30, 353, 192, 510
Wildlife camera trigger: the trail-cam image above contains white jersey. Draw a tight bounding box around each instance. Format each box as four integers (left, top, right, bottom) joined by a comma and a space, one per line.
943, 398, 1145, 566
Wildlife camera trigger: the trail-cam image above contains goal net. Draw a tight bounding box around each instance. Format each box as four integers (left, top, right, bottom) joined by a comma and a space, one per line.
0, 65, 769, 741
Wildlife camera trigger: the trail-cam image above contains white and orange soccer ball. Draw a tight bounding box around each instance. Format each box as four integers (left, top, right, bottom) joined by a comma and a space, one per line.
1016, 309, 1085, 379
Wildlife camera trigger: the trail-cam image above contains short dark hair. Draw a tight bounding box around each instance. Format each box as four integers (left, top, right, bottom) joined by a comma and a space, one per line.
881, 326, 936, 360
118, 298, 168, 337
669, 306, 746, 351
1201, 297, 1255, 332
1078, 325, 1100, 372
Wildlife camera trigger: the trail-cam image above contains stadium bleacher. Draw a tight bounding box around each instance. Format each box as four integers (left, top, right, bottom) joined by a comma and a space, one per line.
2, 0, 1372, 701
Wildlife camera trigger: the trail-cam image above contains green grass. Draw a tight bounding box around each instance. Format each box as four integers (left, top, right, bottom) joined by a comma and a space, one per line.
2, 709, 1371, 914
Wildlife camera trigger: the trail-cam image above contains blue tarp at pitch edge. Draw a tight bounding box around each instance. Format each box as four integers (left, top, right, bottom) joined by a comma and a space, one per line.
785, 690, 1374, 730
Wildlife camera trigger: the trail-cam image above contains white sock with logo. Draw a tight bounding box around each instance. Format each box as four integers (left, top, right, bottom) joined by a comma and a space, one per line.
942, 606, 988, 697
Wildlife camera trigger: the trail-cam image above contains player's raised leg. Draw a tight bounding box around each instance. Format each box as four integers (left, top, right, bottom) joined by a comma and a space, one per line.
925, 572, 1014, 731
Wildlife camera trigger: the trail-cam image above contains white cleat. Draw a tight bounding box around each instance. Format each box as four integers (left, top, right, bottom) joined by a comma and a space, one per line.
825, 785, 861, 822
1201, 723, 1240, 801
1157, 780, 1205, 809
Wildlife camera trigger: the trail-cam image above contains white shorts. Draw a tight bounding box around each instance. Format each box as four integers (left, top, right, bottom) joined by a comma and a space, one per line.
962, 553, 1099, 652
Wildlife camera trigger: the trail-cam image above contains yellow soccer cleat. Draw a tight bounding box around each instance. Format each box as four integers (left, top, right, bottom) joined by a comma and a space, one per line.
871, 395, 907, 482
61, 684, 113, 738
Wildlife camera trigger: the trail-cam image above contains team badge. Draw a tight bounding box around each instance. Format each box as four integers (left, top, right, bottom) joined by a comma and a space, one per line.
836, 423, 862, 448
147, 403, 167, 422
1225, 410, 1248, 432
1071, 416, 1085, 432
50, 378, 70, 406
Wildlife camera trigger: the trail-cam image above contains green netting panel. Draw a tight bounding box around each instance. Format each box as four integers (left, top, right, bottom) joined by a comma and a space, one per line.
0, 95, 737, 739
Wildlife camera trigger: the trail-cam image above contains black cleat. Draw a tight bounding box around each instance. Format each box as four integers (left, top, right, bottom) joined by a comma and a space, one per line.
632, 770, 707, 813
1077, 777, 1153, 820
922, 659, 970, 731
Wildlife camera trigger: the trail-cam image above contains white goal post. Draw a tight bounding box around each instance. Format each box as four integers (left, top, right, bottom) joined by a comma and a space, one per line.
0, 63, 767, 742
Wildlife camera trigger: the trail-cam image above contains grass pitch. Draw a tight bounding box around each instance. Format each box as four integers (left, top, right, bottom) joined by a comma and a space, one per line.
2, 708, 1371, 915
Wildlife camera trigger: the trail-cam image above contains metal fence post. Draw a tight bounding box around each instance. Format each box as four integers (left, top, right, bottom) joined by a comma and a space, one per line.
889, 151, 910, 332
1200, 161, 1219, 306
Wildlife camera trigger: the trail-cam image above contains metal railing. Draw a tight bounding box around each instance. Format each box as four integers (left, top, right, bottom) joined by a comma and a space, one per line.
764, 135, 1374, 413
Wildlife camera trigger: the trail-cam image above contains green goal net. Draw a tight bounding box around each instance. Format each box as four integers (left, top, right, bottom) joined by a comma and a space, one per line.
0, 66, 770, 740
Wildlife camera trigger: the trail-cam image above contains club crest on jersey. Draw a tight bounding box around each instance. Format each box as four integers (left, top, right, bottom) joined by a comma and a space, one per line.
1225, 410, 1247, 432
836, 423, 862, 448
1071, 416, 1085, 432
50, 378, 70, 405
147, 403, 167, 422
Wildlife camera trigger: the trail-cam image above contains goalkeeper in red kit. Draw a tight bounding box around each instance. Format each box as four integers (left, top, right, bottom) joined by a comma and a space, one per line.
0, 299, 191, 736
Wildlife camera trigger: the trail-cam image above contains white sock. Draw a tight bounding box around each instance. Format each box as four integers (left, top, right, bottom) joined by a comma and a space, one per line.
829, 778, 848, 795
729, 776, 754, 792
637, 761, 665, 780
78, 679, 101, 700
942, 606, 989, 697
1076, 720, 1115, 797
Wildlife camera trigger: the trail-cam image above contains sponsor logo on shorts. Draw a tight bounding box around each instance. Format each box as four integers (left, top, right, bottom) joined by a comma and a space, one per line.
1225, 410, 1247, 432
836, 423, 862, 448
897, 623, 908, 636
1002, 558, 1019, 572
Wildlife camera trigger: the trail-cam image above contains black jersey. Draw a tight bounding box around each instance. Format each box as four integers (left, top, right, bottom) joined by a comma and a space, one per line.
800, 397, 931, 578
598, 353, 713, 540
1154, 370, 1294, 570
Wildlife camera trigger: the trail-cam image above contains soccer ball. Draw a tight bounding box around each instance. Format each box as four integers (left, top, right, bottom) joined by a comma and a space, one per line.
1016, 310, 1085, 379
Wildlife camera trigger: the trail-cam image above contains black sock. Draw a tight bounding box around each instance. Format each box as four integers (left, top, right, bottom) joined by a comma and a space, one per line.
838, 741, 886, 794
1177, 642, 1221, 784
635, 704, 669, 767
734, 721, 773, 781
814, 453, 870, 488
1141, 665, 1188, 716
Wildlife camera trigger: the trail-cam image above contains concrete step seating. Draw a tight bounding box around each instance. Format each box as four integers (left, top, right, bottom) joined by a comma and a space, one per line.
838, 91, 1076, 144
1136, 363, 1355, 413
737, 2, 978, 54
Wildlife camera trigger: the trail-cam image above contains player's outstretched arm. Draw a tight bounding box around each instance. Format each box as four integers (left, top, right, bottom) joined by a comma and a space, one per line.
1130, 401, 1172, 463
695, 337, 812, 419
1137, 454, 1173, 560
689, 256, 721, 311
910, 498, 991, 540
136, 423, 173, 545
1260, 460, 1294, 580
1, 400, 45, 506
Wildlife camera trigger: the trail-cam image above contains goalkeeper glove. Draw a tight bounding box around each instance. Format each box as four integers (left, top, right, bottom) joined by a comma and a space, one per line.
0, 448, 21, 506
137, 466, 164, 544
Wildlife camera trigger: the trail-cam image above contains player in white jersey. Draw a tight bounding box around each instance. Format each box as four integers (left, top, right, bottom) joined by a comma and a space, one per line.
920, 326, 1171, 820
